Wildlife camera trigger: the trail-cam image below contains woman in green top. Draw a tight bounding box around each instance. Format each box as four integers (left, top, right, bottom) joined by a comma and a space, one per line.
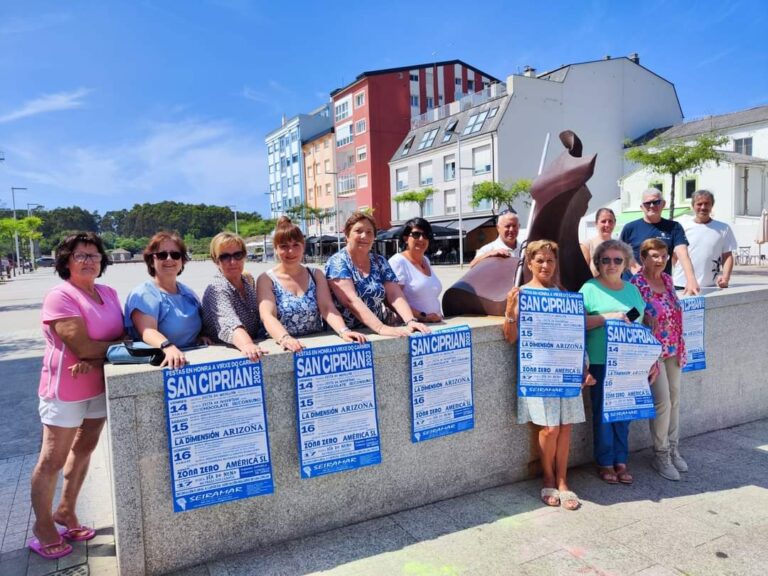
579, 239, 647, 485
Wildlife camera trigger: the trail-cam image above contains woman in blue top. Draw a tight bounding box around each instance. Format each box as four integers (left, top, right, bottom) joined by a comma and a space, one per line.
257, 217, 366, 352
125, 232, 207, 369
326, 212, 430, 338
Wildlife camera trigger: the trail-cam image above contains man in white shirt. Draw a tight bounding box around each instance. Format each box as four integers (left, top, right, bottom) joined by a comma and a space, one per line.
470, 209, 521, 267
673, 190, 737, 288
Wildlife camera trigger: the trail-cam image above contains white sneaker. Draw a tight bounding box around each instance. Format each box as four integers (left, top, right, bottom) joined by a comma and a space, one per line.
652, 454, 680, 481
671, 450, 688, 473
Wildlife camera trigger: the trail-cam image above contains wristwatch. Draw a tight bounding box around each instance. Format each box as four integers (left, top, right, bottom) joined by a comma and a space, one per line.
160, 339, 173, 349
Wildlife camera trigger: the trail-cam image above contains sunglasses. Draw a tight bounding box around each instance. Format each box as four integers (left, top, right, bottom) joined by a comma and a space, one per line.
600, 257, 624, 266
72, 252, 103, 264
408, 231, 433, 240
642, 199, 663, 208
218, 250, 246, 263
154, 251, 183, 261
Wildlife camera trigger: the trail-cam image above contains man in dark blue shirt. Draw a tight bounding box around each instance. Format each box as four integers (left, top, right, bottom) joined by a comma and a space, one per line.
620, 188, 700, 295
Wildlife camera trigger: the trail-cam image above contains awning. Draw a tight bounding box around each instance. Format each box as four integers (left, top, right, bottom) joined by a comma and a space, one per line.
306, 235, 339, 244
615, 208, 691, 226
444, 216, 495, 234
376, 224, 466, 241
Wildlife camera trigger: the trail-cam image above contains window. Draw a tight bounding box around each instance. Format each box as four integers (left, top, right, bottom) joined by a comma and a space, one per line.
336, 122, 353, 147
268, 144, 274, 153
335, 100, 350, 122
354, 91, 365, 108
734, 137, 753, 156
444, 154, 456, 181
488, 107, 499, 118
463, 110, 489, 135
338, 174, 356, 194
356, 145, 367, 162
419, 161, 433, 186
423, 197, 434, 217
445, 189, 457, 214
410, 95, 419, 107
455, 78, 462, 85
401, 136, 415, 156
651, 182, 664, 192
473, 145, 491, 175
685, 179, 697, 199
426, 97, 434, 109
357, 173, 368, 188
324, 138, 329, 149
396, 167, 409, 191
325, 183, 332, 196
410, 73, 419, 82
467, 79, 474, 91
355, 119, 367, 134
417, 128, 439, 150
443, 119, 458, 142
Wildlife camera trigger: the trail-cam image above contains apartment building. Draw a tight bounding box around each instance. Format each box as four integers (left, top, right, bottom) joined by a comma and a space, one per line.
330, 60, 500, 228
301, 129, 337, 237
265, 103, 333, 225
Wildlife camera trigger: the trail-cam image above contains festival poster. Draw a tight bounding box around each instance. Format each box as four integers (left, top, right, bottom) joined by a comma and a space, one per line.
164, 358, 273, 513
518, 289, 585, 397
409, 325, 473, 443
681, 296, 706, 372
294, 342, 380, 479
603, 320, 661, 422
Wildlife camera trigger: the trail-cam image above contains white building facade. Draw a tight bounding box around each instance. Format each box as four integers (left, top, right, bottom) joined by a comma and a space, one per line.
620, 105, 768, 254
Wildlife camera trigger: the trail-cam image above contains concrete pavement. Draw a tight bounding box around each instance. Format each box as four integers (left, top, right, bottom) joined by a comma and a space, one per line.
1, 262, 767, 575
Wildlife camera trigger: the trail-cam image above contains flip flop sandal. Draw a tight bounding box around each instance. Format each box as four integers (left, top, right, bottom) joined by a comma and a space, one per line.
559, 490, 581, 511
28, 537, 73, 560
58, 525, 97, 542
615, 465, 634, 485
540, 487, 560, 507
598, 467, 619, 484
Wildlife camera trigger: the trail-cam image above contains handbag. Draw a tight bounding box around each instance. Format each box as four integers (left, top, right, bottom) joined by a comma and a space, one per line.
106, 342, 166, 366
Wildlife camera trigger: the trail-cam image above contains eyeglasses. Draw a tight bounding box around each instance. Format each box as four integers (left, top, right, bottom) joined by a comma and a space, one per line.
72, 252, 103, 264
154, 251, 183, 261
218, 250, 246, 263
499, 208, 518, 216
600, 257, 624, 266
642, 199, 663, 208
408, 231, 433, 240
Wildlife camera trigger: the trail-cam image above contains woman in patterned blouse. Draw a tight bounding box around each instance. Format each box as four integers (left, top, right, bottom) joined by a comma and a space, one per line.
325, 212, 430, 338
257, 217, 366, 352
631, 238, 688, 482
202, 232, 265, 362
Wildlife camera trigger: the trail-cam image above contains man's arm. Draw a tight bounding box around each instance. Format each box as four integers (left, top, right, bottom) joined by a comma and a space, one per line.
717, 251, 734, 288
673, 244, 700, 295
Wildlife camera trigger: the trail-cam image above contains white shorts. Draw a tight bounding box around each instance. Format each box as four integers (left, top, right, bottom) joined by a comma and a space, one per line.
38, 394, 107, 428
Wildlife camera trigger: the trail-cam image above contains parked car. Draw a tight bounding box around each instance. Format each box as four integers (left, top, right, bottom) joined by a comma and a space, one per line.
36, 256, 55, 268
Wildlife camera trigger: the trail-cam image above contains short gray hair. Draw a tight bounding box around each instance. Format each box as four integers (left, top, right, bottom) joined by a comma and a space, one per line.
691, 189, 715, 204
593, 239, 633, 273
642, 188, 663, 201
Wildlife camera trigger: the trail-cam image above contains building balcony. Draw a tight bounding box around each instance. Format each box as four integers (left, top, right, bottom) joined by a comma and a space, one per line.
410, 83, 507, 130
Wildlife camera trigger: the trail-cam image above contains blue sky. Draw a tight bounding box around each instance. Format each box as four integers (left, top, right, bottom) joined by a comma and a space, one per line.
1, 0, 766, 218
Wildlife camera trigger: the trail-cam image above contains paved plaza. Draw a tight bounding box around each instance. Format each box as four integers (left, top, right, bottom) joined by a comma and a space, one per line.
1, 262, 767, 575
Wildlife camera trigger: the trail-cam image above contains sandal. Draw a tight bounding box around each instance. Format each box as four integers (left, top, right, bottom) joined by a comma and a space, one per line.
559, 490, 581, 511
598, 467, 619, 484
28, 537, 73, 560
615, 464, 634, 485
540, 487, 560, 507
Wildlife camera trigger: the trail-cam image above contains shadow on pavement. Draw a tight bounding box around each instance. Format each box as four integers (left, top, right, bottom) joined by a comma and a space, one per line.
0, 356, 43, 459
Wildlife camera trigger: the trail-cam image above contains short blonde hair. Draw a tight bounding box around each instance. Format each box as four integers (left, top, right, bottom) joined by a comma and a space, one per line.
209, 232, 247, 261
525, 239, 559, 260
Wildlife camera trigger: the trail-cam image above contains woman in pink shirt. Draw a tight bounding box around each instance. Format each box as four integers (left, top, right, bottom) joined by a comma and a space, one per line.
29, 232, 124, 560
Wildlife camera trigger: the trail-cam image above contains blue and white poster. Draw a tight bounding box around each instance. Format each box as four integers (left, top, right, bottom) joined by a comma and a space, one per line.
164, 358, 273, 513
518, 289, 585, 397
603, 320, 661, 422
681, 296, 706, 372
409, 325, 473, 443
294, 342, 380, 479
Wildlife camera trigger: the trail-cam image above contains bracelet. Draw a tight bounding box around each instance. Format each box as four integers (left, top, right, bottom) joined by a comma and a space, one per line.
338, 327, 352, 335
277, 333, 290, 344
505, 316, 516, 323
405, 318, 417, 325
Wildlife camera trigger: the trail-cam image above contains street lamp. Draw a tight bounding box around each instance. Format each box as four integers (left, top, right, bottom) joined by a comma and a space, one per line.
323, 170, 342, 252
228, 205, 238, 235
26, 203, 43, 269
445, 128, 471, 268
10, 187, 26, 273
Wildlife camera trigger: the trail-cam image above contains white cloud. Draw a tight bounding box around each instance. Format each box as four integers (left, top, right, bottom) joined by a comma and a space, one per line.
0, 88, 91, 124
6, 117, 269, 214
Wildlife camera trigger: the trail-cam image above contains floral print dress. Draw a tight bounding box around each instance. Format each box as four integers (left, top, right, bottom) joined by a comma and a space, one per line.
630, 271, 687, 368
267, 267, 324, 337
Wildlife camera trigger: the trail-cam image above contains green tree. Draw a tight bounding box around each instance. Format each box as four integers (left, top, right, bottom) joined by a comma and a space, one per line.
470, 179, 532, 218
625, 133, 727, 220
393, 187, 435, 218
